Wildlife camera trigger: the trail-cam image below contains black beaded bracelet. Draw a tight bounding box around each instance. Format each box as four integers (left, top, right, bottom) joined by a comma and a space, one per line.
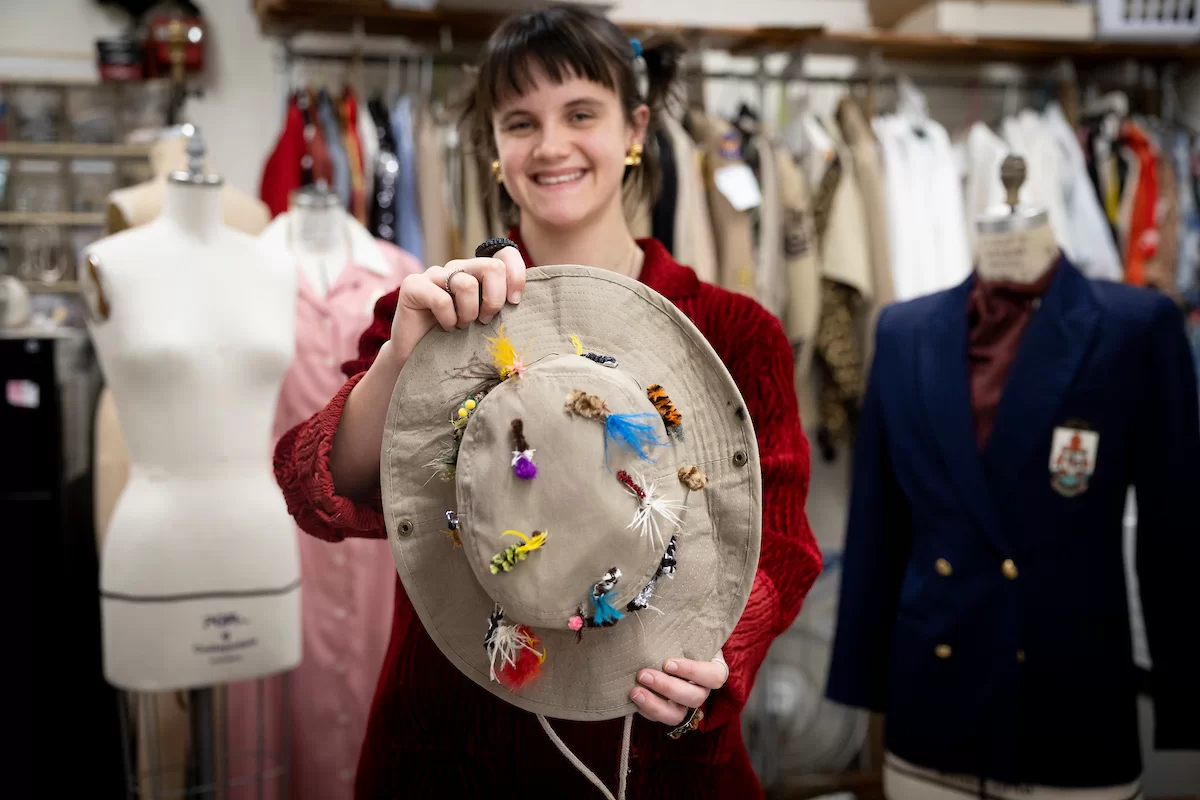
475, 237, 518, 259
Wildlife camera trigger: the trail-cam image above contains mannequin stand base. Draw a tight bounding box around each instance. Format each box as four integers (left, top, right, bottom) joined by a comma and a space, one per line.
117, 675, 291, 799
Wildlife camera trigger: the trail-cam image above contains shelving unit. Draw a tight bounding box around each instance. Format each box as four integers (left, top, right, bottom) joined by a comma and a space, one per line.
0, 142, 153, 159
0, 212, 106, 226
254, 1, 1200, 62
0, 64, 167, 294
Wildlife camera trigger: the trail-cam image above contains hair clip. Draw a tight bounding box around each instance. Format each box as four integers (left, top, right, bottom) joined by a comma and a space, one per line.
486, 324, 525, 380
590, 567, 625, 626
489, 530, 548, 574
484, 606, 545, 689
647, 384, 684, 441
678, 465, 708, 492
627, 535, 678, 613
570, 334, 618, 368
441, 510, 462, 549
510, 419, 537, 480
426, 394, 484, 481
564, 389, 665, 468
630, 38, 643, 59
617, 470, 685, 551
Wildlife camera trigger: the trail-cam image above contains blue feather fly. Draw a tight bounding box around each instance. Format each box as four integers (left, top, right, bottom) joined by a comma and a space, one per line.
604, 412, 665, 467
590, 591, 625, 626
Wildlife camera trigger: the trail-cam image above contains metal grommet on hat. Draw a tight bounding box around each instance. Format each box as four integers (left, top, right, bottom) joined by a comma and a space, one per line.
732, 450, 749, 467
475, 237, 518, 259
398, 520, 414, 537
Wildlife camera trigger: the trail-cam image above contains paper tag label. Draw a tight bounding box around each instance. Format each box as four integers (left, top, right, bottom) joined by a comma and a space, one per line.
713, 163, 762, 212
975, 227, 1058, 283
5, 379, 40, 409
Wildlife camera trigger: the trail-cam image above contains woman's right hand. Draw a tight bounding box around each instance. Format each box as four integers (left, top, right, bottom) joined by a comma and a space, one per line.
386, 246, 528, 371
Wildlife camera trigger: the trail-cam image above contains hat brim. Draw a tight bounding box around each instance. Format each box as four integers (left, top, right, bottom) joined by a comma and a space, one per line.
381, 265, 762, 721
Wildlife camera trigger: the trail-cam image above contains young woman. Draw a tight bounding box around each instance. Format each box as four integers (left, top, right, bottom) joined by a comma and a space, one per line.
274, 5, 822, 797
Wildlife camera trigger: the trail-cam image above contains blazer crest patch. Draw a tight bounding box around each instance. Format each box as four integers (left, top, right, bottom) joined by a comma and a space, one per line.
1049, 422, 1099, 498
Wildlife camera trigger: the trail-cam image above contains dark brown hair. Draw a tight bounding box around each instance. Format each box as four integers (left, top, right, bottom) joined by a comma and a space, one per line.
459, 4, 684, 228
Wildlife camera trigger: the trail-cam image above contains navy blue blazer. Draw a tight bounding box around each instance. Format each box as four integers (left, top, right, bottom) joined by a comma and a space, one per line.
826, 258, 1200, 787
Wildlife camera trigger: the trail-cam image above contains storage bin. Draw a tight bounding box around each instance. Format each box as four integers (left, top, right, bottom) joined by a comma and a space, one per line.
1095, 0, 1200, 41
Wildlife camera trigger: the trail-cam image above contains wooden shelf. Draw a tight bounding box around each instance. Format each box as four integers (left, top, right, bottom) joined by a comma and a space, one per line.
255, 1, 1200, 62
256, 1, 820, 53
24, 280, 83, 294
805, 29, 1200, 64
0, 212, 105, 226
0, 141, 153, 159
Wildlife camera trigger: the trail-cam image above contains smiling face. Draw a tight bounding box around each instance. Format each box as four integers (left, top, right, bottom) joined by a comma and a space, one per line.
492, 66, 649, 232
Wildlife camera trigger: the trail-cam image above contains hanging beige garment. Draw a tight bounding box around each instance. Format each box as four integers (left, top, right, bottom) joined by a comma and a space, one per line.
811, 121, 873, 455
661, 114, 718, 283
689, 112, 757, 298
753, 135, 785, 319
837, 97, 895, 363
461, 148, 490, 252
773, 144, 821, 429
416, 108, 451, 268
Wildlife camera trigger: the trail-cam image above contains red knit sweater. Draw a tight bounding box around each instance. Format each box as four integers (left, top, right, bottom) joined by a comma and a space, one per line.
273, 235, 822, 799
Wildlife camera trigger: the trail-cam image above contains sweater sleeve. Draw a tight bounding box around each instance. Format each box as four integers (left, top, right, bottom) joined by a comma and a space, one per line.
704, 301, 823, 731
272, 288, 401, 543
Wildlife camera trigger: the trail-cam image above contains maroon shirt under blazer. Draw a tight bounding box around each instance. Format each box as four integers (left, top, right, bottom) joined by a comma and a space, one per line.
967, 263, 1059, 449
273, 233, 822, 799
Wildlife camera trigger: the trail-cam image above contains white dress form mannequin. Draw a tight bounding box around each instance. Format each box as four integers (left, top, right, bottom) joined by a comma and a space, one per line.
974, 155, 1059, 284
84, 144, 301, 692
285, 186, 350, 297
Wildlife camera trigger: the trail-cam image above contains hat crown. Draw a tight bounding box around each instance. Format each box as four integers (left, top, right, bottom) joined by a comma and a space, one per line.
455, 353, 686, 628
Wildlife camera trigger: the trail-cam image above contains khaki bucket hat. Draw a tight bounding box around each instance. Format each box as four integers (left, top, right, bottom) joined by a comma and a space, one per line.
380, 261, 761, 796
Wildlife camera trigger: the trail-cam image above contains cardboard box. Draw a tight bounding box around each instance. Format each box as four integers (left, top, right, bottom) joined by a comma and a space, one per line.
895, 1, 1094, 40
868, 0, 1073, 30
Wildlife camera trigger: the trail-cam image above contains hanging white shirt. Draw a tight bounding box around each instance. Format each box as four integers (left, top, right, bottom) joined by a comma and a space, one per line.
963, 121, 1010, 253
1003, 111, 1072, 258
1041, 103, 1123, 281
874, 115, 970, 301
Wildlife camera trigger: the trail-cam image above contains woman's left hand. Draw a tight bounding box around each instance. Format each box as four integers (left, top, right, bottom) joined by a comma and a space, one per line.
630, 650, 728, 726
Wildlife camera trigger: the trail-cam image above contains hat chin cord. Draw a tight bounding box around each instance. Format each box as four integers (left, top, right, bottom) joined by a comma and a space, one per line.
537, 713, 634, 800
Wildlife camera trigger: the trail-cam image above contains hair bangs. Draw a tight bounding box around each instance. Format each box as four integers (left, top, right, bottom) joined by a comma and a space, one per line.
483, 22, 620, 113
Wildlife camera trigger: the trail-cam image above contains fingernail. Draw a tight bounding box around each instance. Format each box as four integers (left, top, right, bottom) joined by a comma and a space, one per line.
639, 671, 654, 686
479, 314, 493, 325
631, 690, 645, 704
511, 291, 522, 303
665, 660, 678, 672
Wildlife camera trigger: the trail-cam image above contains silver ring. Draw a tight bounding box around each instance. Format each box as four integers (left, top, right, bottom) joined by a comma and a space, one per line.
712, 653, 729, 685
443, 267, 467, 295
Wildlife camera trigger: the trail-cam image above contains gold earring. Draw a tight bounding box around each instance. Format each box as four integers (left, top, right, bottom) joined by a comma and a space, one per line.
624, 142, 643, 167
491, 159, 504, 184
